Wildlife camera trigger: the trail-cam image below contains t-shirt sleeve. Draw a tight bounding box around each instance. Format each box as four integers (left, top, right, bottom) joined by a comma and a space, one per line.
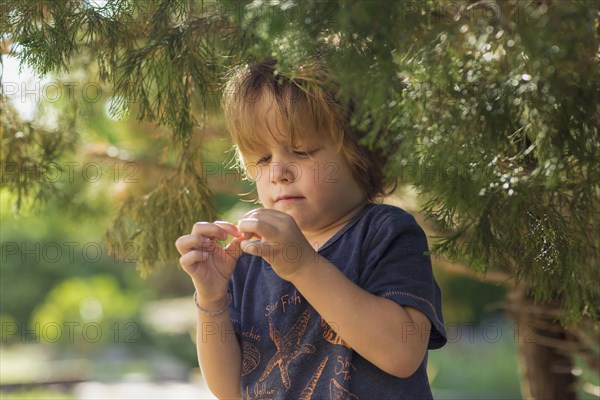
359, 211, 447, 349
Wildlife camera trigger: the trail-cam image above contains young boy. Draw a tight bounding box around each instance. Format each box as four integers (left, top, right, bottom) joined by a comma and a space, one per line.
175, 59, 446, 399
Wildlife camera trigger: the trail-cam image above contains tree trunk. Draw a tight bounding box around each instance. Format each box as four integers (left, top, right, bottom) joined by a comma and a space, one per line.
508, 289, 578, 399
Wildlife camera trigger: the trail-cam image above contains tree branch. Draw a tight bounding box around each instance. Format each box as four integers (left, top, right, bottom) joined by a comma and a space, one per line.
386, 195, 514, 286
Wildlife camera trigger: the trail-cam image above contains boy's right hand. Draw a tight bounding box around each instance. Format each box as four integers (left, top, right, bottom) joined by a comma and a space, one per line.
175, 221, 244, 309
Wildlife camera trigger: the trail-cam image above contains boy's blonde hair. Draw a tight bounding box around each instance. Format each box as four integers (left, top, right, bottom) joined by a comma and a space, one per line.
221, 58, 392, 202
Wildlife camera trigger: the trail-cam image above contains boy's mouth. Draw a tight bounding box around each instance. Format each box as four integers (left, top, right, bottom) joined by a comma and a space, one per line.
275, 195, 305, 203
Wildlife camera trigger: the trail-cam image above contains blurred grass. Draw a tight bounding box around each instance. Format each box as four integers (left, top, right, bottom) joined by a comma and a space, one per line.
0, 389, 74, 400
429, 318, 600, 400
429, 318, 522, 400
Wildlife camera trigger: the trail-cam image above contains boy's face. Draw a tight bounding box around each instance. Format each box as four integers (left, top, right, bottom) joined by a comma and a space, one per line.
244, 97, 366, 240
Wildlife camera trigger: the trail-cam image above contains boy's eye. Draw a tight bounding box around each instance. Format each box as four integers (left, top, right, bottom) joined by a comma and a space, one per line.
256, 155, 271, 165
293, 149, 316, 158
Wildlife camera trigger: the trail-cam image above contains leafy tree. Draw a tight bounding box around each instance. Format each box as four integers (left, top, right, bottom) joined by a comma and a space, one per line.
1, 1, 598, 398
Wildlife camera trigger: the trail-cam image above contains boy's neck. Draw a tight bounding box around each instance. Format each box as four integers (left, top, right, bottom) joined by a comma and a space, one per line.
303, 200, 369, 251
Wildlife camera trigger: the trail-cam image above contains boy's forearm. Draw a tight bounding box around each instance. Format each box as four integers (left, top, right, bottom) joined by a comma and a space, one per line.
287, 255, 431, 378
196, 311, 242, 399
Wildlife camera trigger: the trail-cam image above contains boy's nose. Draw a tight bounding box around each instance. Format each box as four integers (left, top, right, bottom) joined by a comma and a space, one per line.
269, 161, 298, 183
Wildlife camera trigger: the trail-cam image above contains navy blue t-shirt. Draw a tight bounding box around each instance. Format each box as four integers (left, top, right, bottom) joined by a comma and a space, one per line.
228, 203, 446, 399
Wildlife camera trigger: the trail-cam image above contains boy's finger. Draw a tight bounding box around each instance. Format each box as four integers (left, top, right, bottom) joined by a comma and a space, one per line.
243, 232, 256, 240
240, 240, 263, 257
238, 211, 287, 228
191, 222, 228, 240
240, 208, 264, 219
197, 239, 219, 253
241, 208, 288, 222
179, 250, 209, 270
237, 218, 278, 239
175, 235, 207, 255
214, 220, 242, 237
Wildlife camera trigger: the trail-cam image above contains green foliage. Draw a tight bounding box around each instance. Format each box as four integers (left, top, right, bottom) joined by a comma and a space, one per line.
0, 101, 79, 212
0, 188, 149, 342
375, 2, 600, 325
104, 156, 217, 274
30, 275, 138, 345
1, 0, 231, 273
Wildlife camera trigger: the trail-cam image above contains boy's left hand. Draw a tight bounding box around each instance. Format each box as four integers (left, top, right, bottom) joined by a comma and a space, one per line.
237, 208, 316, 281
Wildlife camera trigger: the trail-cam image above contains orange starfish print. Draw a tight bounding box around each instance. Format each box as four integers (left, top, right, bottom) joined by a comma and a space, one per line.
259, 308, 315, 388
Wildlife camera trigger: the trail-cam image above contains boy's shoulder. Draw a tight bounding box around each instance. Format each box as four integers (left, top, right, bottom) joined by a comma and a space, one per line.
321, 203, 423, 251
360, 202, 415, 221
349, 203, 421, 233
